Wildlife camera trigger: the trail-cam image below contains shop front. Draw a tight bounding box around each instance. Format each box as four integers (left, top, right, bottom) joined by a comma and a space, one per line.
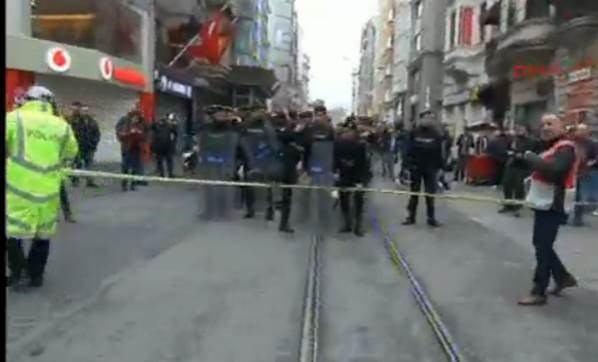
5, 35, 152, 163
154, 67, 194, 152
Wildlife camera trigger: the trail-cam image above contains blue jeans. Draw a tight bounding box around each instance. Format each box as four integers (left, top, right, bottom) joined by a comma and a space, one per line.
573, 170, 598, 224
121, 150, 142, 190
531, 210, 572, 296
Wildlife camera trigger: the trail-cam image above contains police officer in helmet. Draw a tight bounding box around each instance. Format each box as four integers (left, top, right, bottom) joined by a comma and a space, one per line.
403, 110, 444, 227
6, 86, 79, 288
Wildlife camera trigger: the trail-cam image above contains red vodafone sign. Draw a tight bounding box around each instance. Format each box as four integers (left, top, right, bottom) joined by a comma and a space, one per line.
46, 47, 71, 73
99, 57, 114, 80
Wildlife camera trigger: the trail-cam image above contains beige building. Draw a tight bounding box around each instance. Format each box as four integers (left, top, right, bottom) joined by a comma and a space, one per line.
373, 0, 396, 121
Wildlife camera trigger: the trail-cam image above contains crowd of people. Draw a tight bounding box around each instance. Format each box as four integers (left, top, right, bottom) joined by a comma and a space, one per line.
5, 84, 595, 307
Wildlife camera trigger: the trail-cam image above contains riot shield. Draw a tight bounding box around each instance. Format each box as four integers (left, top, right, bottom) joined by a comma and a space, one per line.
199, 129, 240, 220
306, 140, 335, 234
240, 124, 282, 216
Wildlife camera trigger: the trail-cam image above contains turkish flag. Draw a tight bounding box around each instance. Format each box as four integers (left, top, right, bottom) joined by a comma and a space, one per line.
188, 10, 235, 65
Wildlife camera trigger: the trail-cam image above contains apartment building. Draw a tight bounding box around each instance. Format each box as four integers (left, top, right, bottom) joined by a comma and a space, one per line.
482, 0, 598, 131
407, 0, 447, 125
392, 0, 413, 125
356, 19, 377, 117
442, 0, 494, 135
374, 0, 396, 122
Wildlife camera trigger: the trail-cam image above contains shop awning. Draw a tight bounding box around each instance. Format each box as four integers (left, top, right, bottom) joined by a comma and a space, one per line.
227, 66, 278, 96
482, 1, 501, 26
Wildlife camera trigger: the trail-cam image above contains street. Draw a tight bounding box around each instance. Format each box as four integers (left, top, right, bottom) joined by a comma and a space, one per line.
6, 179, 598, 362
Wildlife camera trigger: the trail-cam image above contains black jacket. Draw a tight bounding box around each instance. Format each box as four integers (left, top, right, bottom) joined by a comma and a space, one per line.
151, 119, 178, 154
333, 138, 370, 185
304, 123, 335, 168
405, 126, 444, 171
69, 114, 100, 154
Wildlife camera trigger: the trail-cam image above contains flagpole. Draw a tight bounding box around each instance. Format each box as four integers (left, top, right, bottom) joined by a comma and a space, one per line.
167, 33, 200, 68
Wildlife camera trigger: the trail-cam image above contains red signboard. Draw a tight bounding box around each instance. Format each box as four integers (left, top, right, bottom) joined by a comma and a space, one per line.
460, 7, 474, 46
113, 67, 146, 88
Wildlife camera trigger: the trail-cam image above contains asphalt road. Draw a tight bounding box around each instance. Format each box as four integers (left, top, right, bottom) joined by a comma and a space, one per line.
6, 177, 598, 362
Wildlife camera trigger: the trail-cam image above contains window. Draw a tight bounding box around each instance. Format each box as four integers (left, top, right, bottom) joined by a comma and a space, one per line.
31, 0, 143, 63
479, 2, 487, 43
416, 1, 423, 18
415, 33, 422, 51
525, 0, 550, 19
449, 10, 457, 49
459, 7, 474, 46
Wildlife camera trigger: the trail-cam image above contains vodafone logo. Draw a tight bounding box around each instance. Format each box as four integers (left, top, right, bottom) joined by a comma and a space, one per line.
46, 47, 71, 73
99, 57, 114, 80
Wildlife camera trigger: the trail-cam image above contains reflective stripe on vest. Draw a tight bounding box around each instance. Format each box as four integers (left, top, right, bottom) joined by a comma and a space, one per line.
6, 183, 60, 202
9, 112, 69, 174
6, 216, 32, 231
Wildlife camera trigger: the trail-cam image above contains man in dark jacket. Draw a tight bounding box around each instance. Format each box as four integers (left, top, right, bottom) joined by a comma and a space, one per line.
518, 113, 578, 306
334, 126, 371, 237
69, 102, 101, 187
151, 113, 178, 178
403, 111, 444, 227
500, 125, 535, 216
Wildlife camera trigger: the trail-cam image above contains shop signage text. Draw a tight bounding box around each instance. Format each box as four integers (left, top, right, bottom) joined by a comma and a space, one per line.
156, 73, 192, 99
99, 57, 114, 80
513, 59, 594, 80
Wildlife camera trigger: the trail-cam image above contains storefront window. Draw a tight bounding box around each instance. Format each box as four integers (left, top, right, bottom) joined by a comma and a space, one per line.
31, 0, 144, 64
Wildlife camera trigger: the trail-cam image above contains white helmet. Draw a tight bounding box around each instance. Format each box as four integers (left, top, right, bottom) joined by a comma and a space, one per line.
25, 85, 54, 101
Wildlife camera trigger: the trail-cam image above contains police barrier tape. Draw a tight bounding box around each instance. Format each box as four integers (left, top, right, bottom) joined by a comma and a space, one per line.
66, 169, 598, 208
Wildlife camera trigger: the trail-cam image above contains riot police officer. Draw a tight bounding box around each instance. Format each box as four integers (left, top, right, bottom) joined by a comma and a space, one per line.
403, 111, 444, 227
272, 111, 307, 233
198, 105, 243, 220
239, 105, 281, 220
334, 125, 371, 237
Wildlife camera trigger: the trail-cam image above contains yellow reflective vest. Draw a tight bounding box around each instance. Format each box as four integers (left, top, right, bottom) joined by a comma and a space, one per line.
5, 100, 79, 239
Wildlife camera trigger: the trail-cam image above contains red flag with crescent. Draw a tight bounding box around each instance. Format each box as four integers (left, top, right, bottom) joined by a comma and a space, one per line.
188, 9, 235, 65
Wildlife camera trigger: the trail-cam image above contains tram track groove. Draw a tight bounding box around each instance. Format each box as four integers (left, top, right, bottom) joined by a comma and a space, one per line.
298, 233, 322, 362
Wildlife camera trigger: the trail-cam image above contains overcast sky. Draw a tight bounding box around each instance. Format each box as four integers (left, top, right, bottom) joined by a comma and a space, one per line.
296, 0, 377, 110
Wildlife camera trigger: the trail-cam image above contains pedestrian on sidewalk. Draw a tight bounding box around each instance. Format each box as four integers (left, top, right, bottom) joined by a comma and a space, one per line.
499, 125, 534, 217
151, 113, 178, 178
68, 102, 101, 188
455, 129, 474, 183
116, 104, 147, 191
519, 113, 579, 306
572, 124, 597, 226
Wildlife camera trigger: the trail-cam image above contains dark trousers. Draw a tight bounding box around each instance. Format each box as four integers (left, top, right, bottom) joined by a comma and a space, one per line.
60, 182, 72, 218
502, 167, 527, 210
121, 150, 142, 190
278, 170, 297, 229
155, 152, 174, 178
407, 168, 438, 221
339, 182, 364, 229
71, 152, 96, 186
7, 238, 50, 282
531, 210, 572, 296
244, 186, 274, 216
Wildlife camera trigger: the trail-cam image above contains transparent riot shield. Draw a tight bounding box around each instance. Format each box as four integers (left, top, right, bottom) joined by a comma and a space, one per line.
307, 141, 335, 234
199, 130, 239, 220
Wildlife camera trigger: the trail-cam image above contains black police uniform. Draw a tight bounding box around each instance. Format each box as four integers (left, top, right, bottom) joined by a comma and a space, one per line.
333, 133, 371, 237
404, 125, 444, 226
274, 118, 306, 233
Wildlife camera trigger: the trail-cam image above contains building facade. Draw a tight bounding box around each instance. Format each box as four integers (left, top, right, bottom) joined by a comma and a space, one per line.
407, 0, 447, 126
442, 0, 493, 135
268, 0, 302, 111
392, 0, 413, 125
373, 0, 396, 122
357, 19, 377, 117
482, 0, 598, 132
6, 0, 155, 162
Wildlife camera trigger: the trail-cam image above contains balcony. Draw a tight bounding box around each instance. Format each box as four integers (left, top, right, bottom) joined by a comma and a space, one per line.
493, 17, 557, 77
552, 15, 598, 50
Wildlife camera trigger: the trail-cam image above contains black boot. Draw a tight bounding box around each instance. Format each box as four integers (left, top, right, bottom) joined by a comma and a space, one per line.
402, 217, 416, 225
7, 238, 26, 288
244, 210, 255, 219
354, 219, 364, 237
279, 223, 295, 233
427, 219, 441, 228
339, 216, 352, 233
265, 208, 274, 221
27, 239, 50, 288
